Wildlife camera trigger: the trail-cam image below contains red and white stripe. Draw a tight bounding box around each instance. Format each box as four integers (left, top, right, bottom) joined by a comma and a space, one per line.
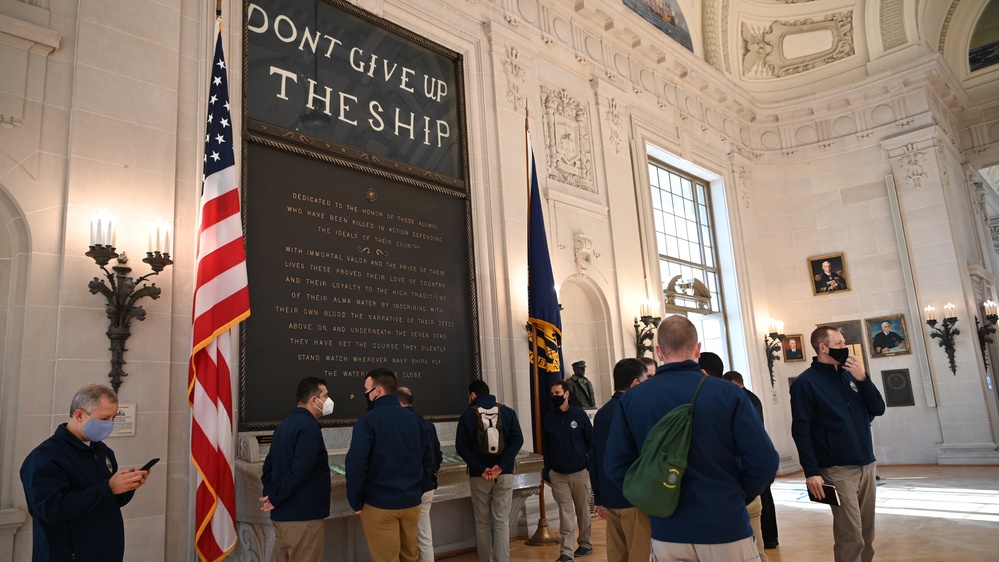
189, 18, 250, 562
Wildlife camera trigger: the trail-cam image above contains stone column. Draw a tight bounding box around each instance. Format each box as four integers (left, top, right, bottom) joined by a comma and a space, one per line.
883, 127, 999, 464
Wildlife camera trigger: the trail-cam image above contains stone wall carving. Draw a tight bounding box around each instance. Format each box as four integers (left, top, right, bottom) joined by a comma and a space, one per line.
741, 12, 855, 79
540, 85, 594, 192
501, 46, 527, 112
606, 97, 623, 154
899, 143, 928, 189
573, 233, 597, 277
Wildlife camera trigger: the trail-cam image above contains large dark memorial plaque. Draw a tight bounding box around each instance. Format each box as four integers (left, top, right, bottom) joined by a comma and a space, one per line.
246, 0, 463, 183
240, 0, 475, 428
242, 144, 476, 427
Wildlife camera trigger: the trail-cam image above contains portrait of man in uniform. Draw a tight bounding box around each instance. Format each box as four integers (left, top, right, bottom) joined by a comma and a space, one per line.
809, 253, 849, 295
866, 315, 910, 358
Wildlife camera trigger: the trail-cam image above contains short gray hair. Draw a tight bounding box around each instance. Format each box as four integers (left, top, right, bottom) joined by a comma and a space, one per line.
69, 384, 118, 416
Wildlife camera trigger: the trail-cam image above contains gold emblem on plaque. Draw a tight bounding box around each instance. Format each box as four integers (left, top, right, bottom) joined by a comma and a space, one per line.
365, 188, 377, 203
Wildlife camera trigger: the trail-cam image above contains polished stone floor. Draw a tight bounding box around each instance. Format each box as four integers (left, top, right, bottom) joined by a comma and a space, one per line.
441, 465, 999, 561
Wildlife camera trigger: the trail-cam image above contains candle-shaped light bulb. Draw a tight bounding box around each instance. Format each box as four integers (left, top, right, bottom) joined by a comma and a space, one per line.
90, 213, 97, 246
776, 320, 784, 335
944, 303, 956, 319
925, 305, 936, 321
164, 225, 171, 255
986, 300, 997, 316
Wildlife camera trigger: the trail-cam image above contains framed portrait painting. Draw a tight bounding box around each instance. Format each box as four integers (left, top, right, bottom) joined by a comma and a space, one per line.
865, 314, 910, 358
783, 334, 806, 362
817, 320, 869, 374
809, 253, 849, 295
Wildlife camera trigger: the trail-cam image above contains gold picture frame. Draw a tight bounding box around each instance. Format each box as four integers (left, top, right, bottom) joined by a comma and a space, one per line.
866, 314, 910, 358
809, 253, 849, 296
783, 334, 806, 362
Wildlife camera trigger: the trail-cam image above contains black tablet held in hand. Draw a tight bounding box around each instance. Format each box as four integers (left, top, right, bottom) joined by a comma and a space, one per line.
808, 483, 841, 506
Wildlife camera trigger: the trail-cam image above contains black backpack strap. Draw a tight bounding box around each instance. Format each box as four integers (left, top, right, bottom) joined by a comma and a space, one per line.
689, 375, 709, 412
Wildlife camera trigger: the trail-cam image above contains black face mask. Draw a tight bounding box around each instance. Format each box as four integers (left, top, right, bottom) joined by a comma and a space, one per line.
364, 388, 376, 406
828, 347, 850, 365
551, 395, 566, 409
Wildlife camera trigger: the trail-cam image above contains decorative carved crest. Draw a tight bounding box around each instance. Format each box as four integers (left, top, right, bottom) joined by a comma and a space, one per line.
541, 86, 595, 192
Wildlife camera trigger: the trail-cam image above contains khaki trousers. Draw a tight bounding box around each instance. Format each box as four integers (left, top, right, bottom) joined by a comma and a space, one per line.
747, 496, 768, 562
272, 519, 325, 562
469, 474, 514, 562
359, 503, 422, 562
821, 463, 877, 562
605, 506, 651, 562
418, 490, 435, 562
550, 469, 592, 558
651, 536, 760, 562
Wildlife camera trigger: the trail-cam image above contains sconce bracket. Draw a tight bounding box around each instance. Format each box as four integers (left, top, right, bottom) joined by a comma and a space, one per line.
87, 245, 170, 393
765, 332, 785, 389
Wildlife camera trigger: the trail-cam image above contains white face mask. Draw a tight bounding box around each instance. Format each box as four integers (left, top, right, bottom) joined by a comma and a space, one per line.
317, 396, 335, 416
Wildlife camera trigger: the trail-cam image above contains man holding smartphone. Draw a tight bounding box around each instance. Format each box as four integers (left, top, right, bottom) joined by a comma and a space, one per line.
791, 326, 886, 562
20, 384, 151, 561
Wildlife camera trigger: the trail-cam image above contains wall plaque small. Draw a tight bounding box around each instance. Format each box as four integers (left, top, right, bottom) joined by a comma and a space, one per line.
882, 369, 914, 407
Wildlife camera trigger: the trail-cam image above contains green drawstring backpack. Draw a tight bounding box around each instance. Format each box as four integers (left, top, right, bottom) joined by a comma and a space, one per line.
622, 375, 707, 518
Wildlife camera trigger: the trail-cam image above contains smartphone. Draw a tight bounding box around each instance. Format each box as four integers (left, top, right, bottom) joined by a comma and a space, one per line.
139, 457, 160, 472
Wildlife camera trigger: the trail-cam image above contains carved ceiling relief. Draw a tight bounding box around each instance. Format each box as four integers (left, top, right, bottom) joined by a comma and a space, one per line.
501, 46, 527, 112
741, 11, 855, 79
540, 85, 595, 193
990, 220, 999, 257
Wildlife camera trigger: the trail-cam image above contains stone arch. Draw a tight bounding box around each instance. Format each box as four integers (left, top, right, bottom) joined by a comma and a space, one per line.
0, 183, 30, 508
558, 274, 613, 406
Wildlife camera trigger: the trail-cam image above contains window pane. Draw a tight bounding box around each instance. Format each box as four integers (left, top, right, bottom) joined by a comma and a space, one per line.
681, 178, 693, 200
667, 236, 679, 257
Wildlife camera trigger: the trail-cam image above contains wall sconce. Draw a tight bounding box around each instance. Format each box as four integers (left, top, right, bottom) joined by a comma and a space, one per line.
86, 212, 173, 392
925, 304, 959, 375
634, 300, 661, 358
976, 300, 998, 372
764, 320, 785, 389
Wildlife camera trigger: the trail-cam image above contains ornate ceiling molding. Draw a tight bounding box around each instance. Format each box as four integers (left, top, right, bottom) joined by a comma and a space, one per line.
741, 11, 855, 79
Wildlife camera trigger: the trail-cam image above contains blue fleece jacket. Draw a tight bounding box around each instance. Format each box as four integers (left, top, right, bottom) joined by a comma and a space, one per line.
455, 394, 524, 476
588, 391, 630, 509
346, 394, 433, 511
405, 405, 443, 489
261, 407, 331, 521
542, 405, 592, 474
20, 424, 134, 562
605, 360, 779, 544
790, 359, 886, 476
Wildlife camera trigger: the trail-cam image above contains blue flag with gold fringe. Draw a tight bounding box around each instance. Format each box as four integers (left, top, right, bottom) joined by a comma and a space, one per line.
527, 130, 565, 453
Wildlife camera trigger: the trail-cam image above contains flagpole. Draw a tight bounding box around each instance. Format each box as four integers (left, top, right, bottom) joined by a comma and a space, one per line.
525, 109, 558, 546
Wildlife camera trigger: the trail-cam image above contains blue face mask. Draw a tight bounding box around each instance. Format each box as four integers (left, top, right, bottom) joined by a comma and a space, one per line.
82, 413, 114, 442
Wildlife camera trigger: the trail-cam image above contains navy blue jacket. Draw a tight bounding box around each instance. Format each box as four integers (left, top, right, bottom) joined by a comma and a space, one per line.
20, 424, 134, 562
405, 405, 444, 489
790, 359, 886, 476
588, 391, 630, 509
261, 407, 331, 521
346, 395, 433, 511
542, 405, 592, 474
605, 361, 779, 544
455, 394, 524, 476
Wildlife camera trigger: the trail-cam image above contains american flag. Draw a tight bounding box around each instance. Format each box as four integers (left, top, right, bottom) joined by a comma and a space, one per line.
189, 18, 250, 562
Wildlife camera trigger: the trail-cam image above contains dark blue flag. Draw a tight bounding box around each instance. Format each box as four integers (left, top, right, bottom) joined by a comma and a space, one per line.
527, 131, 564, 453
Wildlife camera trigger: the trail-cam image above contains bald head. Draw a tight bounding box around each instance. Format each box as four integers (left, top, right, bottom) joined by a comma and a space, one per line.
656, 315, 700, 363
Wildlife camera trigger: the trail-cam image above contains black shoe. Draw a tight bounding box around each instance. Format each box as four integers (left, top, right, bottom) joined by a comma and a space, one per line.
764, 541, 779, 549
556, 555, 573, 562
574, 546, 593, 557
